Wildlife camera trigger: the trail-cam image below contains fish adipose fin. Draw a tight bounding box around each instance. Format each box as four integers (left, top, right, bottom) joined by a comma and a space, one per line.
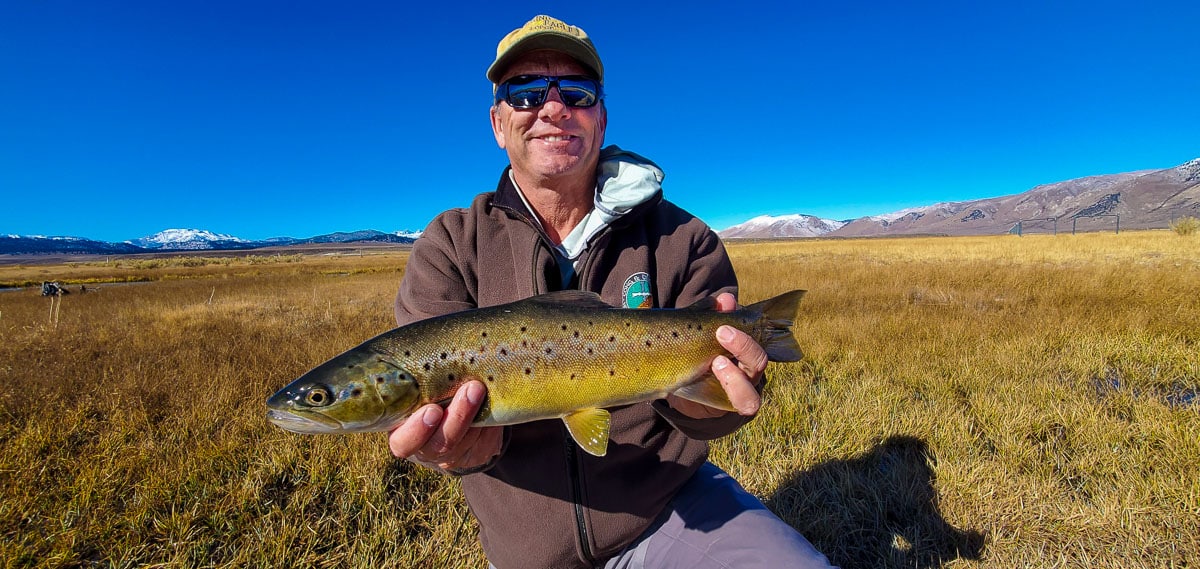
747, 290, 806, 362
672, 375, 737, 412
562, 408, 611, 457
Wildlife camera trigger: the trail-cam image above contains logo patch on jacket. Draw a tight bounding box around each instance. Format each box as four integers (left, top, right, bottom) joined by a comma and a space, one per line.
622, 272, 653, 309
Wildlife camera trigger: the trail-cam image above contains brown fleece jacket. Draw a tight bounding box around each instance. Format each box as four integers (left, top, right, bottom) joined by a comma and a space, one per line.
394, 166, 751, 569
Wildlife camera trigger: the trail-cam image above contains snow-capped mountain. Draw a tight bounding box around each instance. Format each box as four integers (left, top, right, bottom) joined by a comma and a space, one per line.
128, 229, 251, 251
719, 214, 848, 239
719, 157, 1200, 239
1, 229, 422, 255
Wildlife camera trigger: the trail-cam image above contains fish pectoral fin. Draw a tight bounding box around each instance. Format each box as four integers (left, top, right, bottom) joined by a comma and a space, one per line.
562, 408, 611, 457
672, 375, 737, 412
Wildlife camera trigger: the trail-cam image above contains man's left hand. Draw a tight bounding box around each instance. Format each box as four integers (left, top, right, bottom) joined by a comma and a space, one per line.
667, 292, 767, 419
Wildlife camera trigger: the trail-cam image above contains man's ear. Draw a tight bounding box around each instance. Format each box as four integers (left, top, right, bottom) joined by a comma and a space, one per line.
490, 105, 506, 149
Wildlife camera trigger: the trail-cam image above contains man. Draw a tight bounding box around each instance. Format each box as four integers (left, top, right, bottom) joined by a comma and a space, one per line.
388, 15, 834, 569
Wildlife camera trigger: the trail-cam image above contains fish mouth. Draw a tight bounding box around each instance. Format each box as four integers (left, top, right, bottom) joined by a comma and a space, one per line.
266, 409, 344, 434
266, 409, 410, 434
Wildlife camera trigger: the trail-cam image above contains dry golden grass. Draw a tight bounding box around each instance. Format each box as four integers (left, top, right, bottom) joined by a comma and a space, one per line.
1, 233, 1196, 568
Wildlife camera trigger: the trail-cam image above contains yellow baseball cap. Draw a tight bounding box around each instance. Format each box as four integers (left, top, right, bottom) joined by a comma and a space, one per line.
487, 15, 603, 84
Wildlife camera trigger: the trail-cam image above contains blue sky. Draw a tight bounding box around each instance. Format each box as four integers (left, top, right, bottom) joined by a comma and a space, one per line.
3, 1, 1197, 242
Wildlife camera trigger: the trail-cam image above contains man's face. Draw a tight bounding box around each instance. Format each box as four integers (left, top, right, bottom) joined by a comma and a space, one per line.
490, 51, 607, 186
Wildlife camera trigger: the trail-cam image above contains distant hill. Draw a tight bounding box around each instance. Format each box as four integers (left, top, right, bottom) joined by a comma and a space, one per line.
719, 158, 1200, 238
0, 229, 422, 256
717, 214, 847, 239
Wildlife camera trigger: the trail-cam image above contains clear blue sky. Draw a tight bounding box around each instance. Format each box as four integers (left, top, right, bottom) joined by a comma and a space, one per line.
3, 1, 1197, 242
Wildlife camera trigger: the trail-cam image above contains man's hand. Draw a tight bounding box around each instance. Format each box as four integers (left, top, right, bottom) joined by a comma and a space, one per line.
388, 379, 503, 473
667, 292, 768, 419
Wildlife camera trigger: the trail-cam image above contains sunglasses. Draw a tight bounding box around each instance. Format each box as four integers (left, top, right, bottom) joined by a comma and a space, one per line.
494, 75, 604, 110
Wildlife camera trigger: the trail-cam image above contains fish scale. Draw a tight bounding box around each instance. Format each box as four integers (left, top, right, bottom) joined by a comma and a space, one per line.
266, 289, 806, 456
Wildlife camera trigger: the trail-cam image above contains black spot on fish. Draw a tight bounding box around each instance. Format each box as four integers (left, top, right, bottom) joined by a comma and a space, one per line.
570, 373, 576, 380
587, 348, 594, 355
487, 375, 494, 382
697, 324, 703, 331
588, 321, 594, 326
608, 336, 616, 343
524, 368, 532, 375
645, 340, 652, 347
608, 369, 615, 376
624, 321, 630, 327
448, 374, 455, 381
573, 331, 580, 338
672, 331, 679, 338
469, 356, 476, 364
481, 331, 488, 338
351, 388, 363, 397
500, 348, 508, 356
404, 350, 411, 357
440, 352, 447, 360
520, 326, 527, 332
521, 340, 528, 348
423, 363, 431, 371
375, 377, 384, 384
545, 347, 553, 354
687, 324, 693, 330
561, 324, 568, 331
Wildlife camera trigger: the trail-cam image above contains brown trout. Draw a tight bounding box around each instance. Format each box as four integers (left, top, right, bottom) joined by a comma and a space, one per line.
266, 289, 805, 456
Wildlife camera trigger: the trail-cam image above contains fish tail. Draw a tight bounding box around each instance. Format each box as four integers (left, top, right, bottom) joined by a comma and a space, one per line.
746, 290, 806, 362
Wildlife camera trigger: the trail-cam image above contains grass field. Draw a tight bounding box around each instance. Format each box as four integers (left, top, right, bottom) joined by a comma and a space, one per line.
1, 233, 1197, 568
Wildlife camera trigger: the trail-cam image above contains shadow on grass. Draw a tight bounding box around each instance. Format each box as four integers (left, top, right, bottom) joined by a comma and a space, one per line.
766, 435, 984, 569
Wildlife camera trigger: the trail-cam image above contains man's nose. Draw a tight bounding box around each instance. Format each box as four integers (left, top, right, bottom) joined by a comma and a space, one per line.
538, 85, 571, 119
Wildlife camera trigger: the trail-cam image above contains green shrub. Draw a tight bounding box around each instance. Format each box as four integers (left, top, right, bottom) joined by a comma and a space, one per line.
1169, 216, 1200, 236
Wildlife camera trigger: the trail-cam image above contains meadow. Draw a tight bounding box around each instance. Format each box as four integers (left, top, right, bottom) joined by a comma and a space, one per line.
1, 232, 1197, 568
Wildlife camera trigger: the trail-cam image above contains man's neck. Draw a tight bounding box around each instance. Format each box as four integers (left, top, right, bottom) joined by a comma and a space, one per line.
510, 171, 595, 245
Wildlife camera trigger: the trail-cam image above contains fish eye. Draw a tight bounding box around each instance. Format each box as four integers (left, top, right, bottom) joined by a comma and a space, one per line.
304, 386, 333, 407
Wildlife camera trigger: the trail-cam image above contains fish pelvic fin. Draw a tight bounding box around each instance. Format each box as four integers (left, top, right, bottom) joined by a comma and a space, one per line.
562, 408, 611, 457
746, 290, 806, 362
673, 374, 736, 412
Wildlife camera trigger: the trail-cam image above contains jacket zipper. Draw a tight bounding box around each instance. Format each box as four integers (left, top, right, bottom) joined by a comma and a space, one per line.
565, 435, 596, 567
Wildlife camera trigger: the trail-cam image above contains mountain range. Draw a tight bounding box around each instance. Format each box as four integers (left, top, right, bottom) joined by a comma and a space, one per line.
6, 159, 1198, 254
720, 158, 1200, 239
1, 229, 421, 256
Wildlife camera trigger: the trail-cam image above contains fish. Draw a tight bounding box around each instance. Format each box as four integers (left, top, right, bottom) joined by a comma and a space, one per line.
266, 289, 805, 456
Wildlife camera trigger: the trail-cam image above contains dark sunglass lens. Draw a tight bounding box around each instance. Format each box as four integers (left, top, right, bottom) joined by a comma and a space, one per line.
559, 86, 597, 107
556, 78, 600, 107
507, 84, 549, 109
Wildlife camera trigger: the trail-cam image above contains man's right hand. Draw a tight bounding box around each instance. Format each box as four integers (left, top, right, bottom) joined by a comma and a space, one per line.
388, 379, 504, 473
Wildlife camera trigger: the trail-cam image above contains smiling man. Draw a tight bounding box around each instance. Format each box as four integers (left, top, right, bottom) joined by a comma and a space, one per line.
387, 15, 834, 569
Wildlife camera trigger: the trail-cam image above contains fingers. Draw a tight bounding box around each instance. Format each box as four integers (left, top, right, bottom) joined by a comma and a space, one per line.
712, 355, 761, 416
715, 292, 737, 312
714, 323, 768, 416
716, 325, 769, 382
388, 380, 502, 472
426, 380, 485, 456
388, 404, 444, 459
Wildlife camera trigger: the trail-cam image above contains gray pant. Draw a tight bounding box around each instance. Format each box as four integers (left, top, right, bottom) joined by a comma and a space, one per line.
492, 462, 836, 569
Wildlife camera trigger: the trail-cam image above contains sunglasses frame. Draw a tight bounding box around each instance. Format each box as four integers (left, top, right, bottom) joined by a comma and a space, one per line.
494, 75, 604, 110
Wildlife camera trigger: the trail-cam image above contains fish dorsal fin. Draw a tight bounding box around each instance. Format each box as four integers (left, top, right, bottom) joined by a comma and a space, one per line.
562, 408, 611, 457
524, 290, 613, 310
672, 375, 736, 412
